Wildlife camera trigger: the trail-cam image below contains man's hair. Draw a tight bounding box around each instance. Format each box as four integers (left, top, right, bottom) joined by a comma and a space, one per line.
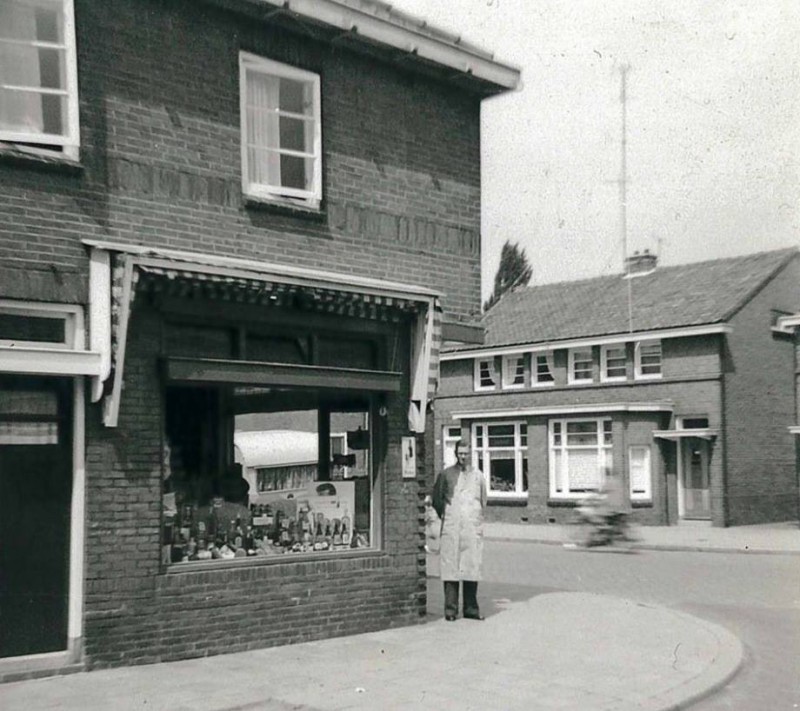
454, 439, 466, 452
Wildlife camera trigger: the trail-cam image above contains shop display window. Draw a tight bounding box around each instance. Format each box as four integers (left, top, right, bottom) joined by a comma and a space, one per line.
162, 386, 375, 566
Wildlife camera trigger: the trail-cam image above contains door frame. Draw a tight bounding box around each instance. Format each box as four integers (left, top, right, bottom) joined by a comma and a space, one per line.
0, 299, 90, 675
676, 435, 711, 520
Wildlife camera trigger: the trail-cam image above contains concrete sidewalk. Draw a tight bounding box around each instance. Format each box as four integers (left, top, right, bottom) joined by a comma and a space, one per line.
484, 520, 800, 554
0, 591, 742, 711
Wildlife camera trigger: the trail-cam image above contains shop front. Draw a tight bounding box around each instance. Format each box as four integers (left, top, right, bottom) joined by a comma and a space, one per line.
75, 242, 441, 667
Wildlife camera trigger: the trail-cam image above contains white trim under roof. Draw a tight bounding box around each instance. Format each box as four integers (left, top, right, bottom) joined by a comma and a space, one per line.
653, 428, 719, 441
451, 401, 673, 420
788, 426, 800, 435
773, 314, 800, 334
252, 0, 521, 91
440, 323, 732, 362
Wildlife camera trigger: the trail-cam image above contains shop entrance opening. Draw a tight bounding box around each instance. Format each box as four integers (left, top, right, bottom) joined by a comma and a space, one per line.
0, 376, 72, 658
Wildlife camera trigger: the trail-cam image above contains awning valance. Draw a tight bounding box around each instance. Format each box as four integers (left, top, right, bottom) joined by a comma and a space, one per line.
653, 428, 719, 441
86, 241, 441, 431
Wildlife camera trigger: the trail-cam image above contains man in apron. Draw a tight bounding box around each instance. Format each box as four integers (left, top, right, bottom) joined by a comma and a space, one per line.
432, 439, 487, 621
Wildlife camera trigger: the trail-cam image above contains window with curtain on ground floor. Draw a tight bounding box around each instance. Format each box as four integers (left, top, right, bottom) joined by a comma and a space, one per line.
472, 421, 528, 498
549, 418, 612, 498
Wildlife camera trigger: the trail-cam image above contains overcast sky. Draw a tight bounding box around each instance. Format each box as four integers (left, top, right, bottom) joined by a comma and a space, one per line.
390, 0, 800, 303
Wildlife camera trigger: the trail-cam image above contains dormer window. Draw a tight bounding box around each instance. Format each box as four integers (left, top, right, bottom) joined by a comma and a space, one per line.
601, 344, 627, 382
501, 353, 525, 389
635, 340, 662, 379
568, 348, 593, 384
532, 352, 554, 386
474, 357, 497, 391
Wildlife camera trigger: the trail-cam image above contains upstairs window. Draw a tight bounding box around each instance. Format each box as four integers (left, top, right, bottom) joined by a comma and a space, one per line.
532, 352, 555, 386
239, 52, 321, 208
0, 0, 79, 158
635, 340, 662, 379
568, 348, 593, 384
474, 357, 497, 391
501, 353, 525, 389
601, 344, 627, 382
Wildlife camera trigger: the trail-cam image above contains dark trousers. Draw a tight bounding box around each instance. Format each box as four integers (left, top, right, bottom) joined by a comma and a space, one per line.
444, 580, 480, 618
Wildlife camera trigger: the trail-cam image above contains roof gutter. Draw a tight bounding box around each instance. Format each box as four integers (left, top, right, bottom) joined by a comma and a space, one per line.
441, 323, 733, 361
251, 0, 521, 91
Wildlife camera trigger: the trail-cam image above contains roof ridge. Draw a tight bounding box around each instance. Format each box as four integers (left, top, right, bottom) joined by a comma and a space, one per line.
510, 247, 798, 294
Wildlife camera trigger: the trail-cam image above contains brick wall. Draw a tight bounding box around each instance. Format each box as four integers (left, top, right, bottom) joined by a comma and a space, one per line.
723, 257, 800, 525
0, 0, 482, 322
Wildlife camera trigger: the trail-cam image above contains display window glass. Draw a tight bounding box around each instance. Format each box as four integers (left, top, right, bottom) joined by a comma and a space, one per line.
162, 385, 376, 566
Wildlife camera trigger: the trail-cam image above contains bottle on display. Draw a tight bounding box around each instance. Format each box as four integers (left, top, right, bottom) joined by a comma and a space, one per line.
332, 518, 342, 547
341, 515, 351, 546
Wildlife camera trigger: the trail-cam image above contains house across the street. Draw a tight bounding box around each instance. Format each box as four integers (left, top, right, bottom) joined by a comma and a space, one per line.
436, 248, 800, 528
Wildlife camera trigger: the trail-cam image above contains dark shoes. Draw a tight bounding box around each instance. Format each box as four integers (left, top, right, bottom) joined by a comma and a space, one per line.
445, 615, 456, 621
463, 612, 485, 621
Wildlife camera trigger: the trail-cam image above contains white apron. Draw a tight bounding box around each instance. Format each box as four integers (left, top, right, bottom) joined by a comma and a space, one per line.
439, 467, 484, 581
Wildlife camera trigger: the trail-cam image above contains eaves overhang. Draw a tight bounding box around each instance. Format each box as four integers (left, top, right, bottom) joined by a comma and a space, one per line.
440, 323, 733, 362
451, 401, 674, 421
203, 0, 521, 96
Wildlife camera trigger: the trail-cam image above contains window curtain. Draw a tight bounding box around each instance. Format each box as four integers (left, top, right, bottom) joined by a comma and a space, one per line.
0, 1, 45, 136
246, 70, 281, 187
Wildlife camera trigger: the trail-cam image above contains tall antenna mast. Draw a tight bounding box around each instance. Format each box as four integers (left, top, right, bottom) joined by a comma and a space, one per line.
620, 64, 633, 333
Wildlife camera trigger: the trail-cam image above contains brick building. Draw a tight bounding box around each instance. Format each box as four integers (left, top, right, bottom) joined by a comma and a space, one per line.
435, 249, 800, 529
0, 0, 518, 677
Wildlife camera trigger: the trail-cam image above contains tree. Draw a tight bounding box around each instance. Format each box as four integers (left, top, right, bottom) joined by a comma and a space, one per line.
483, 240, 533, 312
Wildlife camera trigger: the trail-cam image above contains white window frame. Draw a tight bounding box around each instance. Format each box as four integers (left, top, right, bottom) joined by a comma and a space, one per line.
472, 421, 528, 499
239, 52, 322, 208
634, 340, 662, 380
568, 347, 593, 385
442, 425, 461, 469
600, 344, 628, 383
549, 417, 612, 499
0, 299, 81, 349
474, 357, 498, 392
501, 353, 525, 389
0, 0, 80, 159
628, 445, 652, 501
532, 351, 555, 387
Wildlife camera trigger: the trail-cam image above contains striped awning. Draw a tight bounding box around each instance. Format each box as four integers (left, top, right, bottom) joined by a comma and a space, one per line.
88, 241, 442, 431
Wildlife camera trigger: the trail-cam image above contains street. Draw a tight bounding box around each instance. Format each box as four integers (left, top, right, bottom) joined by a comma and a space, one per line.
429, 540, 800, 710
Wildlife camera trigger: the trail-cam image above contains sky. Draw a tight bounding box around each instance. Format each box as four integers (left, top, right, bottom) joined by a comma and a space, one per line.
390, 0, 800, 304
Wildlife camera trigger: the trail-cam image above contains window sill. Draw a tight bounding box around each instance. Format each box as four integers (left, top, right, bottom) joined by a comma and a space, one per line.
487, 495, 528, 506
0, 144, 83, 175
244, 194, 327, 222
547, 498, 583, 507
164, 546, 384, 574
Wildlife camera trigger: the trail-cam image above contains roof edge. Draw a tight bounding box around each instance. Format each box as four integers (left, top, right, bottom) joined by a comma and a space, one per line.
225, 0, 521, 92
720, 249, 799, 322
440, 323, 732, 360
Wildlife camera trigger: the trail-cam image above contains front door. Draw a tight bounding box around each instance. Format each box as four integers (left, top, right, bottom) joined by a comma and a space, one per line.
680, 437, 710, 519
0, 377, 72, 658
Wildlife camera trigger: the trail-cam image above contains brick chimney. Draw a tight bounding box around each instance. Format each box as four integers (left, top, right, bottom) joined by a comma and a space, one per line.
625, 249, 657, 276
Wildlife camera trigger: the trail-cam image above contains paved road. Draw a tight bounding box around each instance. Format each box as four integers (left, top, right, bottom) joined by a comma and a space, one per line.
429, 540, 800, 710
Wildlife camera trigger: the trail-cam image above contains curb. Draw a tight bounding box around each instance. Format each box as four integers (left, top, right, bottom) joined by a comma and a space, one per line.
640, 609, 745, 711
485, 535, 800, 555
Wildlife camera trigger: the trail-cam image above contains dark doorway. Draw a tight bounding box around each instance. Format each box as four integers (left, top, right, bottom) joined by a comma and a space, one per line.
0, 376, 72, 658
